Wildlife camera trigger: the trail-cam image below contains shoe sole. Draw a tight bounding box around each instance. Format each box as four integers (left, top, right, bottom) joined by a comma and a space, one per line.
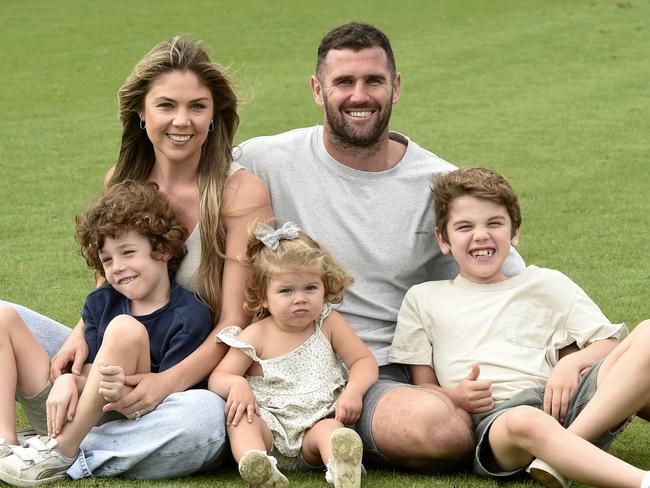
239, 451, 273, 486
238, 451, 289, 488
0, 469, 67, 487
329, 428, 363, 488
529, 466, 569, 488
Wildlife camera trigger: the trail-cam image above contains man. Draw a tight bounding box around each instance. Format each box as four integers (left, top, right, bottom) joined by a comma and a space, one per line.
235, 22, 524, 471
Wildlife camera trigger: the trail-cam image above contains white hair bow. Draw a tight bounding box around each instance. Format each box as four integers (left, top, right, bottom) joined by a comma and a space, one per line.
255, 222, 300, 251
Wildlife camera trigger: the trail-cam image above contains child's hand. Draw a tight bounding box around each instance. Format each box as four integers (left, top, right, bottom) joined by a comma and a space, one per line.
225, 377, 260, 426
335, 389, 363, 425
98, 364, 126, 403
46, 373, 79, 437
449, 364, 494, 413
544, 356, 583, 422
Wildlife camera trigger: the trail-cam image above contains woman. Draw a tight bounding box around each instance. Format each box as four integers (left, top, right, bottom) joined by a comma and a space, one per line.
2, 36, 271, 479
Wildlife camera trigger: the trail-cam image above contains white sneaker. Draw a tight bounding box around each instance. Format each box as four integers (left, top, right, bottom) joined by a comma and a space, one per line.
526, 458, 571, 488
0, 439, 14, 459
326, 428, 363, 488
0, 435, 75, 486
16, 430, 38, 447
238, 449, 289, 488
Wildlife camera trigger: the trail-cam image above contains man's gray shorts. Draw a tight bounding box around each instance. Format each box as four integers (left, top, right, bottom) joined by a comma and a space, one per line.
354, 363, 414, 467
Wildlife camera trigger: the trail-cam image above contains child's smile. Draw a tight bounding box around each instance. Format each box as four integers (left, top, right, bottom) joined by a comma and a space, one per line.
470, 248, 495, 258
436, 195, 520, 284
117, 276, 137, 285
99, 230, 171, 315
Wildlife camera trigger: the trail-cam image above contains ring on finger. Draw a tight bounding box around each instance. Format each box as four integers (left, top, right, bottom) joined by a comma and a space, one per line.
133, 410, 141, 421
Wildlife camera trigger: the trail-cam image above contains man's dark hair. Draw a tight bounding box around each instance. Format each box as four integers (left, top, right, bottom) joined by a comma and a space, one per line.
316, 22, 396, 77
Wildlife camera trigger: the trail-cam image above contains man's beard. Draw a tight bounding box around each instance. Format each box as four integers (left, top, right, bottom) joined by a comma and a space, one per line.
323, 95, 392, 148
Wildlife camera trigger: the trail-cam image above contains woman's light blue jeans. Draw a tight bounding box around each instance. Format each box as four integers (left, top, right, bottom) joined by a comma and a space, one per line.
1, 300, 227, 479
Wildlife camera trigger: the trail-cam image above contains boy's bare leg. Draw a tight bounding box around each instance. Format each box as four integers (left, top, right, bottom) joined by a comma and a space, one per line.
371, 387, 473, 471
54, 315, 151, 458
301, 418, 343, 465
489, 405, 646, 488
227, 414, 273, 461
0, 306, 50, 444
636, 403, 650, 421
568, 320, 650, 440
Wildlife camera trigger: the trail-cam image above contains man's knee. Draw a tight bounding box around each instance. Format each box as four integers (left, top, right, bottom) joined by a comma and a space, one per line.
413, 390, 474, 457
371, 387, 473, 469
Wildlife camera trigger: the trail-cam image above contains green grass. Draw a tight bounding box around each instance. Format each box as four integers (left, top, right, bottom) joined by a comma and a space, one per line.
2, 0, 649, 486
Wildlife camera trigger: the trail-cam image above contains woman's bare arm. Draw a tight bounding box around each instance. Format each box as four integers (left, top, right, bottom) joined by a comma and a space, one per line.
103, 171, 272, 416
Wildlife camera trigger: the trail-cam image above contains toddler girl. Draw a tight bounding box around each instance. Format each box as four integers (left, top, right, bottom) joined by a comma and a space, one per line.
209, 222, 378, 488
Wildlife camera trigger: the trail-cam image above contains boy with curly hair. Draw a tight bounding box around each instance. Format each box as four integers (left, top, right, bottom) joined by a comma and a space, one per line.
0, 180, 212, 485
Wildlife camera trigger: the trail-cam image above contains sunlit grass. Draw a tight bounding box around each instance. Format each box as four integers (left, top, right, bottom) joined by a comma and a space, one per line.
2, 1, 649, 486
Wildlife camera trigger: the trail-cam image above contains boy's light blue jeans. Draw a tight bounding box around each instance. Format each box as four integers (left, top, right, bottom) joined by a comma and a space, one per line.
2, 300, 227, 479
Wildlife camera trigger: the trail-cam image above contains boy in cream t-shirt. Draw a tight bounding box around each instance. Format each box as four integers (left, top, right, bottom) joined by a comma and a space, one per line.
389, 167, 650, 488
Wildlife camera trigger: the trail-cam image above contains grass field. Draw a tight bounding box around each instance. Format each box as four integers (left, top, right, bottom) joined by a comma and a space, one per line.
1, 0, 649, 486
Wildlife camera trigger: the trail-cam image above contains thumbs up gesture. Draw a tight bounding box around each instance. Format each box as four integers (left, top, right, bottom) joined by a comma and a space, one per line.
449, 364, 494, 413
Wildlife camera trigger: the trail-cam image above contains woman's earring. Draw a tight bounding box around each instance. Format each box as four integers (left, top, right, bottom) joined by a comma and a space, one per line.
139, 117, 146, 130
208, 120, 215, 132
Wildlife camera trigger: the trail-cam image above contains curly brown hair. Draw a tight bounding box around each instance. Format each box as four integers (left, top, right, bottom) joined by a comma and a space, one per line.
244, 224, 354, 319
75, 180, 188, 278
432, 167, 522, 244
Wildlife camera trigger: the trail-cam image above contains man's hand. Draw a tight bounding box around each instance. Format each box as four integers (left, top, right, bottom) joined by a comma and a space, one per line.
46, 374, 78, 437
448, 364, 494, 413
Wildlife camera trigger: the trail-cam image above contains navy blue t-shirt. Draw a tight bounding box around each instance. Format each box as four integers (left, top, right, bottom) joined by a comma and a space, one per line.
81, 281, 212, 380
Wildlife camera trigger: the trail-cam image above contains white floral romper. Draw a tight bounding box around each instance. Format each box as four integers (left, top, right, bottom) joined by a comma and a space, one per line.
217, 306, 347, 469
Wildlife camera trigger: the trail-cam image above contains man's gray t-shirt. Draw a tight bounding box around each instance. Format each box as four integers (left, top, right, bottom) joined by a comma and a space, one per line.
235, 125, 523, 365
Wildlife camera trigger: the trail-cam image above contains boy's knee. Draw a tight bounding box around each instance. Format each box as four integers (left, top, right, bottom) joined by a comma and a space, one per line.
0, 304, 21, 329
633, 320, 650, 339
104, 315, 148, 341
502, 406, 547, 444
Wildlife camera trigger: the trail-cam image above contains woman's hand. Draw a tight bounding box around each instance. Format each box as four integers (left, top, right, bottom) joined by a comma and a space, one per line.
50, 320, 88, 380
102, 371, 172, 418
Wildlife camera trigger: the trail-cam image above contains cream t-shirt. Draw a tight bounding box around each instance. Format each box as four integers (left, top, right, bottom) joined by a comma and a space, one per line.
388, 265, 628, 403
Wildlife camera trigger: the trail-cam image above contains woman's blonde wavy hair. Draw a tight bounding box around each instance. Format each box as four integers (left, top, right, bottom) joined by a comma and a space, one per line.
108, 36, 238, 322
